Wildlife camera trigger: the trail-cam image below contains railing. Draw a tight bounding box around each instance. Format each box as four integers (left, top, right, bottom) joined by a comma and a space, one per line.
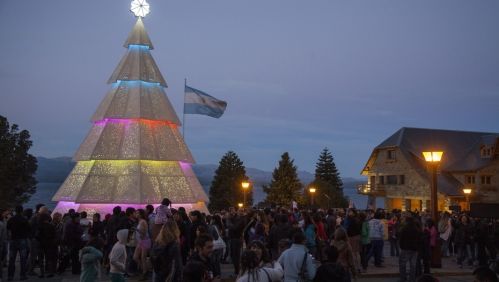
357, 183, 386, 195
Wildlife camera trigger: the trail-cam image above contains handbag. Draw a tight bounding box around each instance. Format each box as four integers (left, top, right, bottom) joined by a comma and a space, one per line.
212, 226, 226, 251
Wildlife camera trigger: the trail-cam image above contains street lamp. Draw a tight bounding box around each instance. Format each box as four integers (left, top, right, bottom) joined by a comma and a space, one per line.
238, 203, 243, 209
422, 151, 443, 222
242, 180, 250, 207
309, 187, 316, 207
422, 150, 443, 268
463, 187, 472, 211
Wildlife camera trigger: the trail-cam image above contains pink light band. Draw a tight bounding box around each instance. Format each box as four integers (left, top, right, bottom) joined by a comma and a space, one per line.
53, 201, 196, 216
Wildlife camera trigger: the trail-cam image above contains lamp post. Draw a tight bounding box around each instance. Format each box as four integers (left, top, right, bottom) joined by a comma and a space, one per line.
242, 180, 250, 207
463, 187, 472, 211
422, 150, 443, 268
309, 187, 316, 207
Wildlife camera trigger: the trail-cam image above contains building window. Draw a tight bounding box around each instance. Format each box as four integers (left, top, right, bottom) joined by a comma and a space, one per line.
481, 146, 494, 158
481, 175, 492, 185
387, 175, 398, 185
399, 175, 405, 185
379, 176, 385, 185
387, 150, 396, 160
465, 175, 476, 184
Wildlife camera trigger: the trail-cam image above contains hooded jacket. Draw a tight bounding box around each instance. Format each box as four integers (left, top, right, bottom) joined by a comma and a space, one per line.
80, 246, 103, 282
109, 229, 128, 274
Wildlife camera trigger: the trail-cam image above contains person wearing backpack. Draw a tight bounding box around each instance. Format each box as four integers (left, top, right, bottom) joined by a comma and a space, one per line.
151, 221, 182, 282
313, 246, 349, 282
237, 250, 283, 282
278, 230, 316, 282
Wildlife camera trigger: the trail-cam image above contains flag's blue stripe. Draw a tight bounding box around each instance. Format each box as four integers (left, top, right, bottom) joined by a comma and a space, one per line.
184, 103, 224, 118
185, 86, 218, 99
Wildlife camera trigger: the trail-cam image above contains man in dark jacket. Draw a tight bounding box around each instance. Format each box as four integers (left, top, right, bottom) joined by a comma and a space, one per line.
7, 206, 31, 281
268, 214, 293, 259
398, 216, 422, 282
64, 213, 83, 275
227, 210, 246, 276
189, 211, 207, 253
36, 213, 57, 278
188, 234, 219, 280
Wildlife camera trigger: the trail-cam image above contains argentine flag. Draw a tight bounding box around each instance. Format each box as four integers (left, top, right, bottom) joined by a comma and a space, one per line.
184, 85, 227, 118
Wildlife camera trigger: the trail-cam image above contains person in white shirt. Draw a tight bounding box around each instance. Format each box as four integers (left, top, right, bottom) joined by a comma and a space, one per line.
80, 211, 92, 242
109, 229, 128, 282
278, 231, 316, 282
237, 250, 283, 282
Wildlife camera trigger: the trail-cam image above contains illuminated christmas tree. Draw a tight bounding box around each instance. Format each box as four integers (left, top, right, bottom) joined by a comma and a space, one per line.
52, 0, 209, 214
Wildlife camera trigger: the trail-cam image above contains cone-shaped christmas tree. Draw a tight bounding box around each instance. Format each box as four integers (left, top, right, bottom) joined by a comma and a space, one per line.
52, 5, 209, 215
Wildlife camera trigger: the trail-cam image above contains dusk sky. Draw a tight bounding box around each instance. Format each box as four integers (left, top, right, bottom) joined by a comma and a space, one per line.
1, 0, 498, 178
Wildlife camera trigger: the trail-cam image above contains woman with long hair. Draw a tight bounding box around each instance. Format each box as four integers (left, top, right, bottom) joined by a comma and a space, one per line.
331, 227, 356, 281
151, 221, 182, 282
133, 209, 151, 280
173, 210, 191, 265
314, 213, 328, 262
303, 213, 317, 258
248, 240, 273, 267
236, 250, 283, 282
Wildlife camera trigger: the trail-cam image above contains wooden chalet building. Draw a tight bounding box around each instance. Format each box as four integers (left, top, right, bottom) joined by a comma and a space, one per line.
358, 127, 499, 211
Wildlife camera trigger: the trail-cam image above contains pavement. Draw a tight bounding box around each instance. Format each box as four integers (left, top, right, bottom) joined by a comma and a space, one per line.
3, 243, 475, 282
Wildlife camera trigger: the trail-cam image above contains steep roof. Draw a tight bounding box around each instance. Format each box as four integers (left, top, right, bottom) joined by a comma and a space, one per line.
375, 127, 498, 171
362, 127, 499, 196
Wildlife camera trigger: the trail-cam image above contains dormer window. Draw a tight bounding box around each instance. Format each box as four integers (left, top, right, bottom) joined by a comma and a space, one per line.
387, 149, 396, 160
481, 175, 492, 185
465, 175, 476, 184
481, 146, 494, 158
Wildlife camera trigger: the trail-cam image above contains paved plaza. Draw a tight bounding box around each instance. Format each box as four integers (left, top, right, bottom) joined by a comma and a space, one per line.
3, 243, 477, 282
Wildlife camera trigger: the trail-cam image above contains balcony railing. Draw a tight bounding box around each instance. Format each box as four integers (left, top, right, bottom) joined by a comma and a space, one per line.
357, 183, 386, 195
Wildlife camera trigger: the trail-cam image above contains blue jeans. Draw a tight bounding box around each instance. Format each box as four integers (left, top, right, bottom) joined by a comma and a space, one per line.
389, 238, 399, 256
399, 250, 417, 282
8, 239, 29, 279
367, 239, 383, 266
110, 272, 125, 282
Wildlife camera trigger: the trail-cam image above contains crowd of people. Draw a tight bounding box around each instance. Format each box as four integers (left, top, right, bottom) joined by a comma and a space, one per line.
0, 199, 498, 282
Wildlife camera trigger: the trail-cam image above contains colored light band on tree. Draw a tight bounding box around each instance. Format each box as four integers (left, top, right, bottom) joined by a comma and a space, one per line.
112, 80, 162, 88
128, 44, 150, 51
54, 201, 195, 215
94, 118, 177, 128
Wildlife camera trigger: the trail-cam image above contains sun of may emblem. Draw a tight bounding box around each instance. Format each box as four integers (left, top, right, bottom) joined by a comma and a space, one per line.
130, 0, 150, 18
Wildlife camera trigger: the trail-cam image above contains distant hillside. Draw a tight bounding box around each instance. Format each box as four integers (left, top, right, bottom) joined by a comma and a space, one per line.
34, 157, 365, 204
36, 157, 75, 183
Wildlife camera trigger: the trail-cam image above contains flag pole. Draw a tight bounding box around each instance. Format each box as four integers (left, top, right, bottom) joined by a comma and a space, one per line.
183, 78, 186, 138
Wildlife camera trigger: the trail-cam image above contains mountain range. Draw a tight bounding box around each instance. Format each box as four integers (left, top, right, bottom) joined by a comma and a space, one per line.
32, 157, 367, 208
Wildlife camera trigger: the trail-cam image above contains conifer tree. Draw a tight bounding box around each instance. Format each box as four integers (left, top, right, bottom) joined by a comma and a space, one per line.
0, 115, 38, 207
208, 151, 250, 212
315, 147, 343, 189
263, 152, 303, 207
309, 148, 348, 208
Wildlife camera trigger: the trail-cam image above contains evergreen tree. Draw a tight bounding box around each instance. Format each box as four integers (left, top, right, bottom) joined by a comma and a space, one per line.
208, 151, 250, 212
315, 147, 343, 189
0, 115, 38, 207
263, 152, 303, 207
310, 148, 348, 208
